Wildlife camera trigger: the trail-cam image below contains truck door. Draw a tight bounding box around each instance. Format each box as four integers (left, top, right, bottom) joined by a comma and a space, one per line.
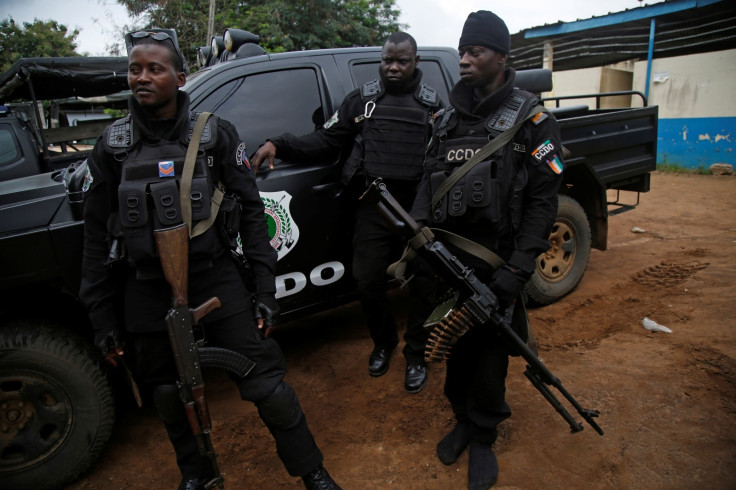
188, 63, 354, 318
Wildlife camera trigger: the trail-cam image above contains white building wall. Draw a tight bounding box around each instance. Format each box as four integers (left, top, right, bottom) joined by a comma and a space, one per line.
633, 49, 736, 118
546, 67, 604, 109
544, 48, 736, 116
543, 48, 736, 168
546, 63, 644, 109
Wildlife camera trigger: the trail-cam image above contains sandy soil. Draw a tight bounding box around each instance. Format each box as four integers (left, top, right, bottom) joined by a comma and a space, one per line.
66, 171, 736, 490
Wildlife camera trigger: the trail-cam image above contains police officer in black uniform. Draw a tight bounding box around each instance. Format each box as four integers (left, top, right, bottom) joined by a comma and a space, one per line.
79, 31, 340, 490
410, 11, 564, 489
252, 32, 442, 394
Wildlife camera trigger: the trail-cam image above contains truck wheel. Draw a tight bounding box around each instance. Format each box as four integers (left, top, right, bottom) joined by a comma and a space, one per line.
0, 325, 114, 490
525, 194, 591, 305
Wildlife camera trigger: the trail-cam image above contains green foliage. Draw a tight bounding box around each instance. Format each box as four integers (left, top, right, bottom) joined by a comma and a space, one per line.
0, 18, 80, 73
103, 108, 128, 119
116, 0, 404, 70
656, 163, 709, 175
657, 156, 710, 174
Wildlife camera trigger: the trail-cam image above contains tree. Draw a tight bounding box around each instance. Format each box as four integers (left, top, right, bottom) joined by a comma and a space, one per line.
0, 18, 80, 73
116, 0, 404, 71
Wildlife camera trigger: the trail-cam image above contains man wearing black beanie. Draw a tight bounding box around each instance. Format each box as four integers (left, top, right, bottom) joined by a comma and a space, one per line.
410, 10, 564, 490
458, 10, 510, 55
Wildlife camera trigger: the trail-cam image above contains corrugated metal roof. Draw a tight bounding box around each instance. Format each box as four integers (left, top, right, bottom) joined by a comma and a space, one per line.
509, 0, 736, 71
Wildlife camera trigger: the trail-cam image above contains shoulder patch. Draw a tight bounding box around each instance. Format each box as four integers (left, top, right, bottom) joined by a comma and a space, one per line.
324, 110, 339, 129
531, 139, 556, 163
82, 166, 94, 192
531, 111, 549, 125
546, 154, 564, 174
235, 142, 249, 168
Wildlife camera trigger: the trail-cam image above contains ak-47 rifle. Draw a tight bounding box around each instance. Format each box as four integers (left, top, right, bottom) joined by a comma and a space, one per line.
361, 178, 603, 436
154, 223, 257, 489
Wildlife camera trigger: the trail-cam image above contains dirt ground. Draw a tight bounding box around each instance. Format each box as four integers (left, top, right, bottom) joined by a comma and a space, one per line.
67, 171, 736, 490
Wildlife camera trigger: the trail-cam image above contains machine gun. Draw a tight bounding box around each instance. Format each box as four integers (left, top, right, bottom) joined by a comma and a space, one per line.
154, 223, 257, 489
361, 179, 603, 436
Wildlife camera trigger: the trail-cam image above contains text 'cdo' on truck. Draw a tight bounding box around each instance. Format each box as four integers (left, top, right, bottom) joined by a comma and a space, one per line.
0, 29, 658, 489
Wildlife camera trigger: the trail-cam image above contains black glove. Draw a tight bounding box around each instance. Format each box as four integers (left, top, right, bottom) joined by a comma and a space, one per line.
94, 325, 123, 366
488, 265, 531, 310
254, 293, 281, 336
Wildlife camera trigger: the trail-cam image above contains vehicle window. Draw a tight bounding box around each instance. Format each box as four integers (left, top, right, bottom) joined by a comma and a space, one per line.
195, 69, 323, 154
350, 60, 451, 105
0, 125, 20, 167
190, 79, 239, 115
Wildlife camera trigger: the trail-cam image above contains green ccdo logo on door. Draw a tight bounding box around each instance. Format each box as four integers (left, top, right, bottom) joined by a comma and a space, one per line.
260, 191, 299, 260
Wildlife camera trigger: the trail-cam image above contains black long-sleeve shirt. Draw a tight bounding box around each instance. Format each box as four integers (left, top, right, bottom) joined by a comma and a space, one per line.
80, 92, 276, 333
412, 68, 563, 274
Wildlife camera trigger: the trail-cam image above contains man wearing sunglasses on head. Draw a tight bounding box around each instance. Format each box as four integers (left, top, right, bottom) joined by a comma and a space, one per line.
79, 29, 341, 490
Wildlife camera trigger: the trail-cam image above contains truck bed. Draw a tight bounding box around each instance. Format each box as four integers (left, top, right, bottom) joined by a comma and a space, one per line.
557, 105, 658, 192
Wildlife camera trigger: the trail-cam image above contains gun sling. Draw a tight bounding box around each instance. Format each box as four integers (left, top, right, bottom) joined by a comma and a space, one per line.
363, 180, 601, 435
180, 111, 225, 238
392, 105, 549, 279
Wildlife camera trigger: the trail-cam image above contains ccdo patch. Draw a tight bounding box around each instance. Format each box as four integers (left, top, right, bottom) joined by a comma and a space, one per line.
235, 142, 250, 168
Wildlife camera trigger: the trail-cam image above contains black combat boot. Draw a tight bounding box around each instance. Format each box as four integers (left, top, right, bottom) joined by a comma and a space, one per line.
302, 464, 341, 490
437, 421, 471, 465
368, 347, 394, 377
177, 474, 214, 490
467, 441, 498, 490
404, 363, 428, 393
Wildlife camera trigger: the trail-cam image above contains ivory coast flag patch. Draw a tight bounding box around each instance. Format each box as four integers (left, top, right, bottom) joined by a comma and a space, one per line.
546, 154, 563, 174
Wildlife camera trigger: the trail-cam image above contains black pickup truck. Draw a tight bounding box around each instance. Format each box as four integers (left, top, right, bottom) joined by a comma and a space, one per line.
0, 37, 657, 489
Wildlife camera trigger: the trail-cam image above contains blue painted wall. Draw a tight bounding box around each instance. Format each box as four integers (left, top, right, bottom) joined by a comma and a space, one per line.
658, 117, 735, 169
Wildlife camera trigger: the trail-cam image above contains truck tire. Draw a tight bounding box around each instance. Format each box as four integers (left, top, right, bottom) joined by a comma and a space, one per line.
525, 194, 591, 305
0, 325, 114, 490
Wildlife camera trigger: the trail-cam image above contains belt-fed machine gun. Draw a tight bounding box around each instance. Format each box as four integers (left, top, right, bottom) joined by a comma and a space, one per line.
361, 178, 603, 436
154, 223, 257, 489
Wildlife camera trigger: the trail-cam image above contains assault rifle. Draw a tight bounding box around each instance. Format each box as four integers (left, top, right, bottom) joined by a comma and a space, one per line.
361, 179, 603, 436
154, 223, 257, 489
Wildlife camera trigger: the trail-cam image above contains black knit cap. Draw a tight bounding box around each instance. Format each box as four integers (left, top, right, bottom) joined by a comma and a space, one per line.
458, 10, 510, 54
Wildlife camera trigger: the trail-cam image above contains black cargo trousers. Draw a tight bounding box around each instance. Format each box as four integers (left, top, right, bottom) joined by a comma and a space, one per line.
125, 257, 322, 481
350, 178, 438, 365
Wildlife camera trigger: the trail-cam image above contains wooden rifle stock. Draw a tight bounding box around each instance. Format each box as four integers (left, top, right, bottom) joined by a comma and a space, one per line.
155, 223, 190, 308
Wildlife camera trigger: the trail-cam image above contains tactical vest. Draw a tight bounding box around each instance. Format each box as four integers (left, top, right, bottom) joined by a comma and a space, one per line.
343, 79, 440, 183
103, 112, 223, 277
425, 89, 538, 232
